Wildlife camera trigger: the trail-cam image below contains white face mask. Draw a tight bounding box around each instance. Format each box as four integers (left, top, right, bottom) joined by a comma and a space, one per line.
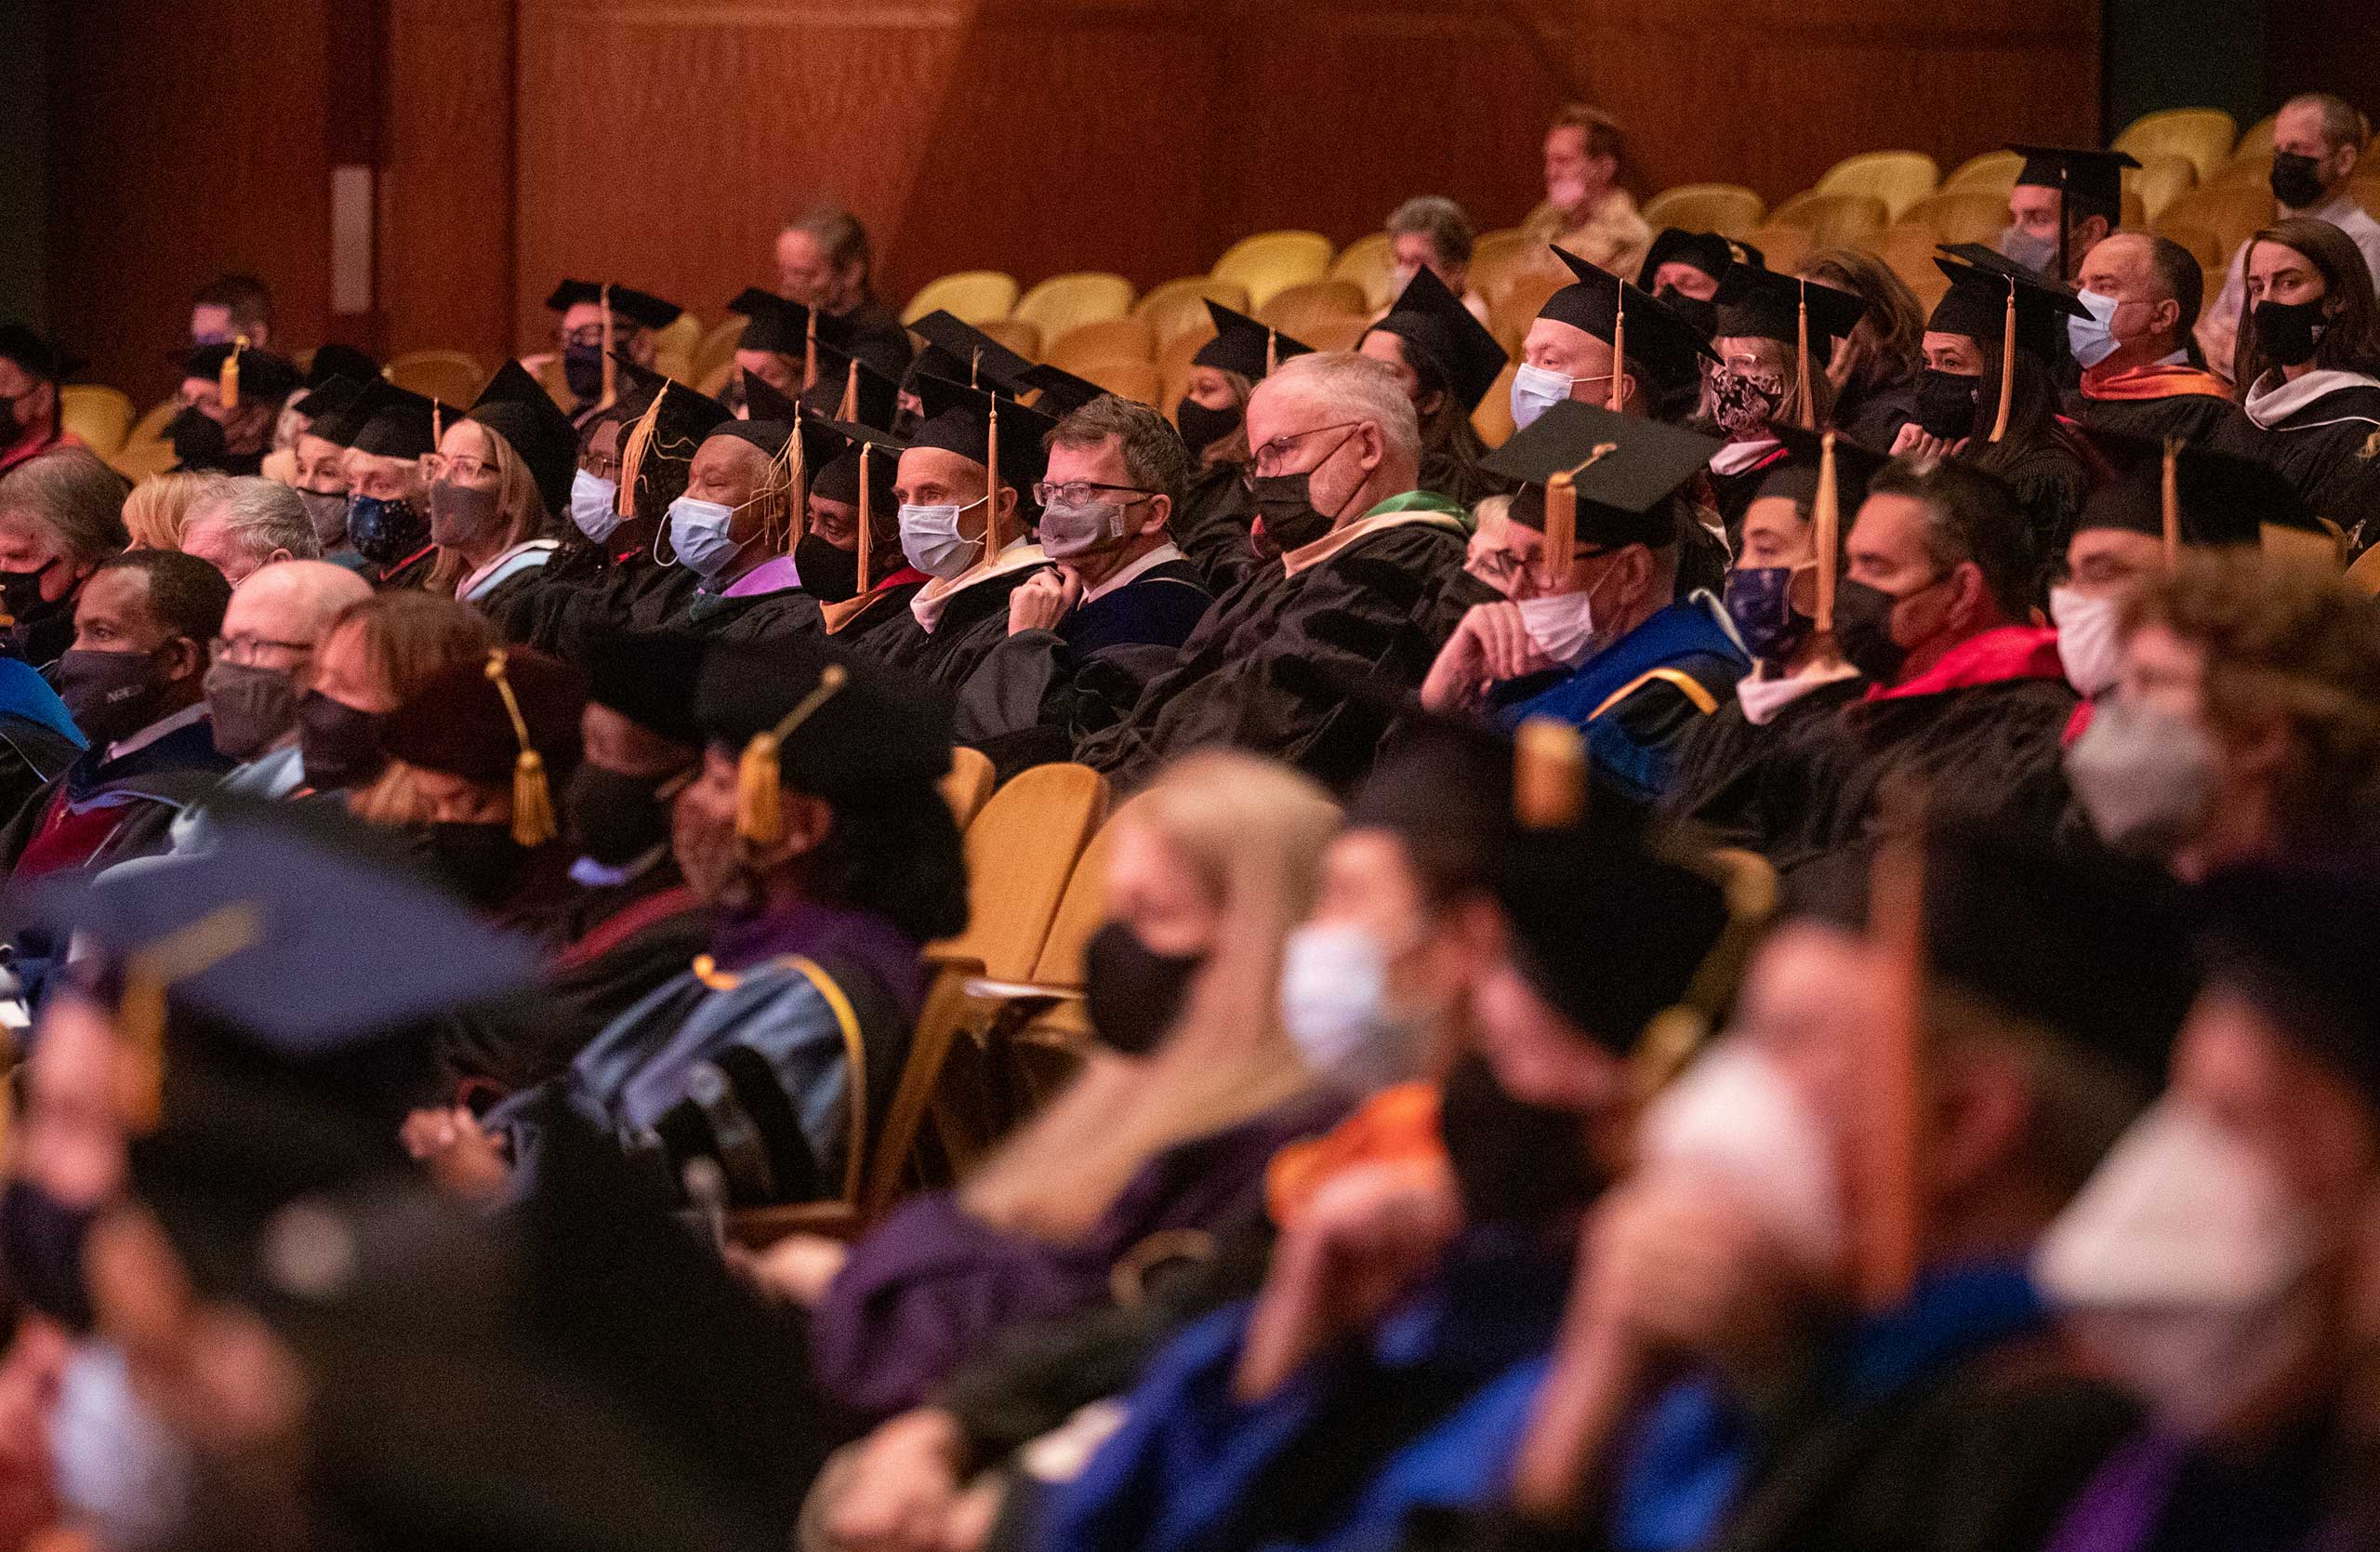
2034, 1099, 2327, 1437
1511, 363, 1594, 431
50, 1341, 193, 1552
1640, 1039, 1846, 1278
899, 497, 986, 579
2048, 584, 2125, 697
569, 469, 621, 543
1514, 565, 1616, 668
1278, 920, 1432, 1094
2063, 696, 2219, 858
667, 494, 752, 581
2067, 288, 2127, 369
1389, 263, 1420, 298
1548, 175, 1590, 211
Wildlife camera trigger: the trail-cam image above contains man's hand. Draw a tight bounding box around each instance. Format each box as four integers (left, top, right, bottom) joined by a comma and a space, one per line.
1576, 1175, 1806, 1377
399, 1107, 510, 1201
826, 1408, 968, 1552
1888, 421, 1968, 463
1008, 567, 1082, 635
1420, 603, 1554, 710
746, 1232, 852, 1307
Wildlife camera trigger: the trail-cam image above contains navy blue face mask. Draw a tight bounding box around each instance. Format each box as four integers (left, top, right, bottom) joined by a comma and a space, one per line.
1723, 565, 1814, 664
347, 493, 430, 566
563, 342, 608, 403
1, 1177, 100, 1332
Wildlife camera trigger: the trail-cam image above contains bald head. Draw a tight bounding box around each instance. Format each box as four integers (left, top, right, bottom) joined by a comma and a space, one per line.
223, 561, 372, 660
2075, 232, 2199, 372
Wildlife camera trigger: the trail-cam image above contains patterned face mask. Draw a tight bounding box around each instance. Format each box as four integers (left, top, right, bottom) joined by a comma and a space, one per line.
1708, 365, 1785, 437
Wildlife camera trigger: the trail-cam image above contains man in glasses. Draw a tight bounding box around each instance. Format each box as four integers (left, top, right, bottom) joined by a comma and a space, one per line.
952, 396, 1211, 770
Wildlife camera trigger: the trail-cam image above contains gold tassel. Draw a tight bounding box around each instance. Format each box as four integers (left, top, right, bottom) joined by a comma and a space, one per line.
2160, 436, 2182, 566
1536, 443, 1617, 590
1795, 280, 1816, 431
970, 347, 982, 390
599, 285, 617, 412
1266, 328, 1279, 377
735, 664, 849, 844
838, 359, 860, 423
804, 309, 819, 392
856, 442, 873, 595
1812, 431, 1842, 661
219, 336, 245, 413
1988, 279, 2016, 444
1606, 295, 1627, 413
615, 383, 668, 519
1513, 716, 1587, 829
780, 426, 806, 555
430, 397, 443, 448
117, 903, 263, 1135
984, 396, 1004, 557
483, 650, 555, 847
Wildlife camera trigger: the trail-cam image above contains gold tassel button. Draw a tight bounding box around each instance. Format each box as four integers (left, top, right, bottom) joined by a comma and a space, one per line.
735, 664, 848, 845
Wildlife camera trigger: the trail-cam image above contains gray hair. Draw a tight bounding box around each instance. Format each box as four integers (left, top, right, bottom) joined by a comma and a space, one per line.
0, 446, 131, 561
783, 202, 873, 288
1386, 196, 1477, 268
1047, 394, 1191, 506
2282, 92, 2372, 154
187, 476, 322, 567
1263, 352, 1422, 471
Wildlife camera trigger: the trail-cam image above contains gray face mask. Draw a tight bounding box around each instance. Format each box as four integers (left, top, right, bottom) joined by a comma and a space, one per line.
1997, 223, 2060, 277
2064, 696, 2218, 858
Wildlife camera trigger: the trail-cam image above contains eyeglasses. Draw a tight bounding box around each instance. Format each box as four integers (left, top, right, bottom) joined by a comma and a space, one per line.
419, 453, 493, 483
1030, 480, 1158, 508
581, 454, 622, 481
562, 325, 638, 349
211, 634, 311, 668
1247, 421, 1361, 481
1474, 543, 1611, 587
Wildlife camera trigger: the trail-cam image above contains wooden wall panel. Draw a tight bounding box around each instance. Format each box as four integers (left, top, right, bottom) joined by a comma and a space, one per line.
46, 1, 335, 406
380, 0, 516, 367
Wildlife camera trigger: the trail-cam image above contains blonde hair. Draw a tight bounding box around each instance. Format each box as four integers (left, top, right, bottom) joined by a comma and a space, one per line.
428, 419, 550, 595
319, 591, 495, 825
959, 751, 1341, 1241
121, 471, 221, 551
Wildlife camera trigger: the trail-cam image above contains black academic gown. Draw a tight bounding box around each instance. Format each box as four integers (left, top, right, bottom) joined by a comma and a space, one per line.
1660, 674, 1867, 868
825, 580, 932, 661
371, 544, 441, 593
660, 578, 826, 644
2212, 382, 2380, 544
1074, 509, 1474, 795
2066, 391, 2246, 447
504, 549, 704, 652
1838, 380, 1918, 453
868, 561, 1049, 689
1962, 433, 2091, 566
1171, 463, 1262, 595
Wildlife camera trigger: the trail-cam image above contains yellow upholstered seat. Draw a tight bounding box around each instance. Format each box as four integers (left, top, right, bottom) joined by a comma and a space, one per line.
1071, 358, 1162, 405
2128, 153, 2199, 222
1134, 276, 1250, 346
691, 314, 750, 385
1897, 190, 2014, 246
1468, 228, 1536, 308
1331, 232, 1398, 312
647, 314, 700, 383
2232, 113, 2279, 166
1256, 279, 1368, 338
1815, 151, 1940, 220
1944, 150, 2024, 194
59, 386, 136, 458
2113, 107, 2240, 183
1765, 191, 1890, 253
901, 271, 1019, 327
1642, 183, 1766, 238
975, 318, 1042, 362
2158, 184, 2280, 264
1045, 317, 1157, 372
941, 747, 994, 830
1211, 231, 1334, 312
1013, 272, 1136, 345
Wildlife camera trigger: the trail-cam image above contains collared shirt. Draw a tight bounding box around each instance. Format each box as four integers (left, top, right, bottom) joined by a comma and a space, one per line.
1080, 540, 1186, 605
104, 702, 208, 765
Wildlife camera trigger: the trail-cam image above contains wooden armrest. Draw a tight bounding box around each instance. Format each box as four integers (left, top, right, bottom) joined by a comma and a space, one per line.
727, 1200, 864, 1249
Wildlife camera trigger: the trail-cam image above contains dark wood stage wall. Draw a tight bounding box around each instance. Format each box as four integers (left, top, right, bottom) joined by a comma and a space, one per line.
49, 0, 2100, 405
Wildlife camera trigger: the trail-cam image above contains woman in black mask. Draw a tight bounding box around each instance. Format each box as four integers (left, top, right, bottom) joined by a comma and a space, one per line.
745, 749, 1347, 1423
2210, 218, 2380, 541
1170, 304, 1316, 593
299, 589, 491, 808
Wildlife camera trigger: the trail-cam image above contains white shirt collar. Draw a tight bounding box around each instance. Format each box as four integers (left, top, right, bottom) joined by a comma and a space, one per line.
1081, 541, 1185, 604
1737, 659, 1860, 726
1708, 437, 1782, 477
106, 701, 209, 763
2154, 347, 2189, 367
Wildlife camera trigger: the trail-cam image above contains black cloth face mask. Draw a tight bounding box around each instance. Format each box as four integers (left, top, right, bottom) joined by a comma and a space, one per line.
204, 659, 298, 762
2269, 151, 2328, 212
1913, 367, 1981, 440
1436, 1053, 1607, 1229
1248, 427, 1361, 555
565, 761, 680, 869
1174, 398, 1243, 460
794, 533, 861, 604
0, 1177, 100, 1332
1081, 920, 1203, 1056
563, 342, 607, 403
297, 690, 389, 790
58, 646, 168, 749
1831, 576, 1940, 684
2252, 298, 2329, 368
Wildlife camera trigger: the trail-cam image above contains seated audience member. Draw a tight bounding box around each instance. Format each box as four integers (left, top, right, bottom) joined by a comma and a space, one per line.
2066, 550, 2380, 880
0, 326, 80, 474
167, 343, 301, 477
261, 352, 374, 491
2208, 219, 2380, 538
855, 377, 1056, 681
1513, 253, 1713, 430
1520, 104, 1653, 280
1696, 265, 1865, 531
536, 279, 681, 426
1796, 248, 1927, 449
955, 395, 1212, 766
1170, 303, 1313, 593
2065, 232, 2242, 444
1361, 267, 1512, 508
422, 628, 716, 1101
200, 558, 374, 792
1633, 230, 1745, 336
1487, 827, 2184, 1551
726, 287, 817, 404
1077, 352, 1476, 792
2201, 92, 2380, 374
801, 418, 928, 642
1756, 458, 2073, 881
0, 446, 131, 670
653, 413, 825, 643
476, 639, 970, 1211
297, 590, 495, 804
1666, 431, 1881, 858
0, 550, 232, 881
1382, 196, 1492, 325
427, 362, 576, 610
2036, 853, 2380, 1551
176, 476, 321, 583
1459, 493, 1533, 599
2000, 144, 2135, 285
776, 202, 917, 382
118, 469, 207, 552
285, 373, 367, 558
750, 750, 1342, 1422
187, 272, 274, 352
1042, 812, 1739, 1552
1423, 402, 1743, 807
340, 377, 450, 590
1901, 253, 2095, 556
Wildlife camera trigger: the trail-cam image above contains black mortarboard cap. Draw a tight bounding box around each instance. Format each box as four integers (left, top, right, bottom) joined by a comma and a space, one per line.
2008, 144, 2141, 221
1347, 717, 1521, 901
1537, 249, 1717, 391
1368, 264, 1511, 413
906, 311, 1036, 395
1712, 264, 1868, 359
305, 343, 378, 391
807, 416, 906, 507
695, 637, 954, 804
181, 342, 304, 401
381, 647, 586, 785
347, 375, 450, 460
1018, 362, 1109, 416
295, 375, 369, 439
907, 375, 1058, 492
0, 325, 81, 383
1193, 301, 1315, 381
1635, 229, 1763, 292
1758, 423, 1892, 511
1928, 252, 2088, 362
2195, 852, 2380, 1113
705, 416, 795, 463
614, 356, 734, 452
800, 338, 902, 432
741, 368, 805, 427
728, 287, 856, 358
1481, 398, 1719, 547
571, 626, 707, 748
2077, 428, 2320, 544
544, 280, 682, 332
469, 359, 581, 517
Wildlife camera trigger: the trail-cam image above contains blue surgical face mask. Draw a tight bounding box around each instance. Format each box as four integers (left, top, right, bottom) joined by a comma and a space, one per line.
2068, 288, 2126, 369
668, 494, 755, 582
50, 1341, 193, 1552
1511, 361, 1594, 431
899, 497, 987, 579
570, 469, 621, 543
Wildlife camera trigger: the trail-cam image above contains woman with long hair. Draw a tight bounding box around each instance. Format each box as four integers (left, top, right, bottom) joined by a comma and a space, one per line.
298, 590, 495, 819
2211, 217, 2380, 541
424, 412, 555, 604
1797, 248, 1925, 449
774, 750, 1347, 1422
